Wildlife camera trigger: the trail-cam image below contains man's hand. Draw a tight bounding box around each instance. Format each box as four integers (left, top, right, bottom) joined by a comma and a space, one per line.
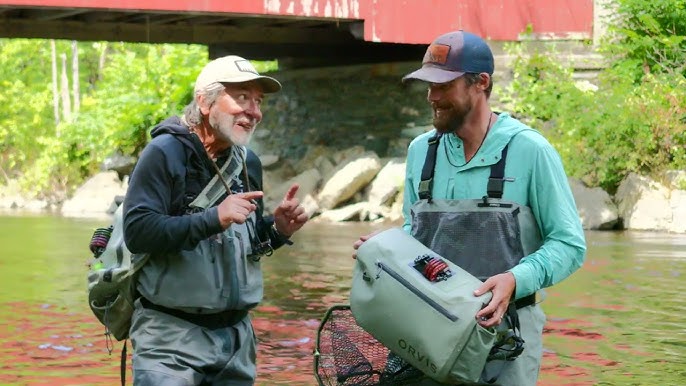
272, 184, 308, 237
352, 230, 382, 259
217, 191, 264, 229
474, 272, 516, 328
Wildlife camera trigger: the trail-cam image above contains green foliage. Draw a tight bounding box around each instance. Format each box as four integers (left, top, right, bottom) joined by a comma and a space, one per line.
499, 44, 586, 129
500, 0, 686, 194
1, 41, 209, 200
501, 51, 686, 193
601, 0, 686, 80
0, 37, 287, 201
253, 60, 278, 73
0, 40, 55, 175
68, 43, 204, 156
0, 38, 281, 201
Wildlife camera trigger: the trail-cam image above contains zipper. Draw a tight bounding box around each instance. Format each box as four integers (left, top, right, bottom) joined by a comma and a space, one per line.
377, 262, 458, 322
226, 229, 239, 309
211, 236, 220, 289
235, 232, 247, 285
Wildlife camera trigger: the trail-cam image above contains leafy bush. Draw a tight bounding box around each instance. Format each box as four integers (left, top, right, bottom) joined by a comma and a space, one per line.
500, 0, 686, 194
0, 40, 55, 178
0, 39, 281, 201
601, 0, 686, 80
10, 43, 207, 200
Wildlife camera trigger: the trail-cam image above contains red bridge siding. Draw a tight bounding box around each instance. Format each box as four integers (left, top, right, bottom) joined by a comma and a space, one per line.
360, 0, 593, 43
1, 0, 593, 43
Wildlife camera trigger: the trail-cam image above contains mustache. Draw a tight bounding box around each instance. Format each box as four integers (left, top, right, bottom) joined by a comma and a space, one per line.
431, 103, 453, 110
236, 118, 258, 127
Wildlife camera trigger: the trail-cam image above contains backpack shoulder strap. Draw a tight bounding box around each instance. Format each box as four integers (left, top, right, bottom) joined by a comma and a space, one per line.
418, 132, 443, 202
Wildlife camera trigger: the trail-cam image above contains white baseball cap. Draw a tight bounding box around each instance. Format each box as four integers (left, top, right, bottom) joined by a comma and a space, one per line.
194, 55, 281, 94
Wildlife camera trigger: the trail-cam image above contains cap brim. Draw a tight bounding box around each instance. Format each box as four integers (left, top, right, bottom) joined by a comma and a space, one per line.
402, 66, 465, 84
254, 75, 282, 93
218, 74, 282, 93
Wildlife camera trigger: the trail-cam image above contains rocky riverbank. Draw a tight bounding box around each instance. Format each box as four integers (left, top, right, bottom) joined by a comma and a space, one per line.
1, 146, 685, 233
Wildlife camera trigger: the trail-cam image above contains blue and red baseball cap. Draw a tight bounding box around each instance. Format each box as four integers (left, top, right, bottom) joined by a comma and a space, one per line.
403, 30, 494, 84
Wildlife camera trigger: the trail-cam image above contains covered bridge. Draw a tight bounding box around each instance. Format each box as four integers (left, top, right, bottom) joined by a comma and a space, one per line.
0, 0, 594, 67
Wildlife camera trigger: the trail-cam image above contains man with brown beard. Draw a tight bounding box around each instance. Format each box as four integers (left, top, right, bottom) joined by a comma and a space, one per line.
353, 31, 585, 385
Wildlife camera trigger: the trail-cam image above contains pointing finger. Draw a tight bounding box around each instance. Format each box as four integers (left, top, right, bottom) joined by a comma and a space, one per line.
283, 184, 300, 202
238, 191, 264, 201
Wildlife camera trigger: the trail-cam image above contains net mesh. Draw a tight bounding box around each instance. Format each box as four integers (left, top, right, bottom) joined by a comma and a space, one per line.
314, 305, 424, 386
412, 210, 523, 280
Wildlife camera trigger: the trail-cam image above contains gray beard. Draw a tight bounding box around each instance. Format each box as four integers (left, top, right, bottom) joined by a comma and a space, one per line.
210, 114, 253, 146
229, 131, 253, 147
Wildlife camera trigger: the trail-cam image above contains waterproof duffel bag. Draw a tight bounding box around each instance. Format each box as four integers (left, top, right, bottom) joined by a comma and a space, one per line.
350, 227, 497, 384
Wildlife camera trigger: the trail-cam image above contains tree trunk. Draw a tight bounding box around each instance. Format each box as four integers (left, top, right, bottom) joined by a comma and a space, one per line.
71, 41, 80, 115
60, 53, 71, 123
97, 42, 108, 82
51, 40, 59, 127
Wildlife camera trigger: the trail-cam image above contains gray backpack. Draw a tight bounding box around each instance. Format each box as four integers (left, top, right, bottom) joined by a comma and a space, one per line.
87, 202, 149, 343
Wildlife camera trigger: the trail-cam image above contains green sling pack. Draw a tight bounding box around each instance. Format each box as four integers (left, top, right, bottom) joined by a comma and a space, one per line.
87, 202, 148, 342
350, 227, 497, 384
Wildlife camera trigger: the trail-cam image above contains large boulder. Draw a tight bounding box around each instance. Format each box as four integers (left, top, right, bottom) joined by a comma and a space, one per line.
318, 202, 370, 222
317, 152, 382, 210
615, 173, 672, 231
568, 178, 619, 230
265, 168, 322, 214
101, 152, 136, 180
61, 171, 126, 218
366, 158, 406, 208
668, 190, 686, 233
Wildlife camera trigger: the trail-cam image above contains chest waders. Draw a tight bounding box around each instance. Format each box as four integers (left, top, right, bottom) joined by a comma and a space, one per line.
87, 147, 247, 386
411, 132, 543, 374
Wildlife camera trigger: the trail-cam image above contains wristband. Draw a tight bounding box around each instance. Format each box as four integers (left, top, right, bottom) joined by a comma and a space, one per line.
272, 224, 294, 245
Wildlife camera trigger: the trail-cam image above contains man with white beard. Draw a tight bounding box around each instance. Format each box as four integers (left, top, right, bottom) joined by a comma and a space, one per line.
122, 55, 308, 385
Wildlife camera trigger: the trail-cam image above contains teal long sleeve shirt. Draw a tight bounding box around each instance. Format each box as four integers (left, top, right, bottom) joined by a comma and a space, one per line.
402, 113, 586, 300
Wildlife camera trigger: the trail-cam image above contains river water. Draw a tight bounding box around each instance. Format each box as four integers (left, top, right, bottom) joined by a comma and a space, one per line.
0, 214, 684, 385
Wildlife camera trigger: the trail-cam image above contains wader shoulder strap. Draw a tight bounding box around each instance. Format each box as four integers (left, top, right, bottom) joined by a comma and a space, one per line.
418, 133, 443, 202
486, 145, 509, 199
419, 133, 511, 200
190, 145, 246, 209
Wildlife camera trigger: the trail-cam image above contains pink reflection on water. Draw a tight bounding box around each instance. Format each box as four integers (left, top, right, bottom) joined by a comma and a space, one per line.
0, 301, 630, 386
